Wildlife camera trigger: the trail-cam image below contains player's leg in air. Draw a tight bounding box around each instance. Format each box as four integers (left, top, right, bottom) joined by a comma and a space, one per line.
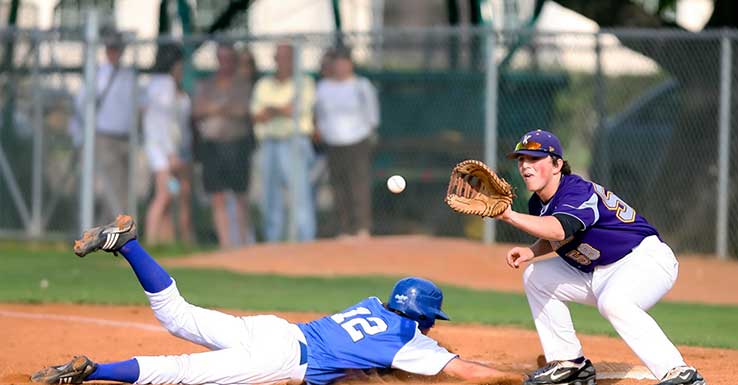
72, 214, 248, 349
32, 215, 306, 385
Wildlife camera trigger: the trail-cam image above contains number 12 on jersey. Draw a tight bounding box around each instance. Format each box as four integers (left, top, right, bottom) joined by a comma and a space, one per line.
331, 307, 388, 342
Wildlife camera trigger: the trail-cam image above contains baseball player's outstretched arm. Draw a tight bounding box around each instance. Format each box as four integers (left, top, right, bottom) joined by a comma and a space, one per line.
498, 209, 566, 241
442, 357, 523, 384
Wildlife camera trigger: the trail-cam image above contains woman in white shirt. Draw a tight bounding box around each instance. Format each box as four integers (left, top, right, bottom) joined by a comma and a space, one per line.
143, 45, 193, 244
314, 48, 379, 239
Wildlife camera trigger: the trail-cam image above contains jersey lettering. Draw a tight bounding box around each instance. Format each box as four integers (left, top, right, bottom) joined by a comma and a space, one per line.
331, 307, 371, 323
564, 242, 601, 265
331, 306, 388, 342
593, 183, 636, 223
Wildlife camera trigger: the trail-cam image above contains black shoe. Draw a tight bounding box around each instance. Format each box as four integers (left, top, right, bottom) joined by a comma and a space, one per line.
73, 214, 137, 257
31, 356, 97, 384
525, 359, 596, 385
657, 366, 706, 385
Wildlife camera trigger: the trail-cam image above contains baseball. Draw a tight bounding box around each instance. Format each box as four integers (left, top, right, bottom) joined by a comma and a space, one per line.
387, 175, 406, 194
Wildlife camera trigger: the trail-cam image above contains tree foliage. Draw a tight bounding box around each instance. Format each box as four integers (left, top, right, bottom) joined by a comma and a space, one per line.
551, 0, 738, 253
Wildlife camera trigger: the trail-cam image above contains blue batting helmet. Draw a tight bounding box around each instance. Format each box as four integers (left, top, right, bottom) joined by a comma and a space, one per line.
387, 277, 450, 330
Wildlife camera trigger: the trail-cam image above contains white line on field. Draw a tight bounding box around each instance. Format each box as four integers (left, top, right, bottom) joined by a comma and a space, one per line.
0, 310, 166, 332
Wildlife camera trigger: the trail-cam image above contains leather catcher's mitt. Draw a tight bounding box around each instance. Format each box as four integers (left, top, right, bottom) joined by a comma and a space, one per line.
445, 160, 515, 218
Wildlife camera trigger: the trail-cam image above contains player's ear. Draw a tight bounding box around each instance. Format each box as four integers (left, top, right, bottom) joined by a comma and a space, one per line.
551, 156, 563, 173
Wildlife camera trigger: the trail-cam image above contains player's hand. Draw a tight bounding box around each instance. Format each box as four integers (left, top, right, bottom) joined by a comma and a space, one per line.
494, 205, 513, 221
506, 246, 534, 269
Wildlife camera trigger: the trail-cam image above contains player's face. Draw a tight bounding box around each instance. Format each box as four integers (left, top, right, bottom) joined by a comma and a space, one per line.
105, 46, 122, 65
517, 154, 557, 193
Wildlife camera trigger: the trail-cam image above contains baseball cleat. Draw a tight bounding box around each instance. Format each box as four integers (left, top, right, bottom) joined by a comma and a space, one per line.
73, 214, 137, 257
524, 358, 596, 385
656, 366, 706, 385
31, 355, 97, 384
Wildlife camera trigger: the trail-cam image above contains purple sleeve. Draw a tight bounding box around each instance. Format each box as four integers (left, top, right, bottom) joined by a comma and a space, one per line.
528, 196, 540, 215
552, 185, 600, 230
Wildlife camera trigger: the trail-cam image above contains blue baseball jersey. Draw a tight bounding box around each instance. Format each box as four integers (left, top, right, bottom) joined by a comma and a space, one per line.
528, 174, 659, 272
297, 297, 457, 385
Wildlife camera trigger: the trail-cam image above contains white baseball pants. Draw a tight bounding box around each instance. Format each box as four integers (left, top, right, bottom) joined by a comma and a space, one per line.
134, 281, 307, 385
523, 235, 686, 379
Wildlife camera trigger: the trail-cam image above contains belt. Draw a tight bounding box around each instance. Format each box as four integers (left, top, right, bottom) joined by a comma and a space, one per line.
299, 341, 308, 365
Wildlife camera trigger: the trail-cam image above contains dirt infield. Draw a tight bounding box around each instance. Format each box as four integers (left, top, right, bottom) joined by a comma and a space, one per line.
2, 236, 737, 385
167, 235, 738, 305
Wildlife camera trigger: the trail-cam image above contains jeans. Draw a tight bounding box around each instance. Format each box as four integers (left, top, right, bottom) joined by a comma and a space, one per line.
259, 135, 316, 242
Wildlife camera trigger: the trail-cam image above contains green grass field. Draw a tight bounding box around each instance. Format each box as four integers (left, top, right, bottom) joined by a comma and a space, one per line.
2, 243, 737, 350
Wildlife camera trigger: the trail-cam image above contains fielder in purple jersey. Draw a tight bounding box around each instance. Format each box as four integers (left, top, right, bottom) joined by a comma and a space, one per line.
527, 173, 660, 272
495, 130, 706, 385
31, 215, 521, 385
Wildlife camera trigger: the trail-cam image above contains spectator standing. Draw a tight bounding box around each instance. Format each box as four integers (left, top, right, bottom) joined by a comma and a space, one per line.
251, 43, 316, 242
143, 45, 194, 244
69, 28, 137, 222
306, 47, 337, 224
236, 46, 258, 81
314, 48, 379, 239
235, 46, 259, 243
318, 47, 336, 79
192, 43, 253, 248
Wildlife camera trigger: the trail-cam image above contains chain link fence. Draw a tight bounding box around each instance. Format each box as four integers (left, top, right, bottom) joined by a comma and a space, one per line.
1, 26, 736, 256
0, 29, 83, 239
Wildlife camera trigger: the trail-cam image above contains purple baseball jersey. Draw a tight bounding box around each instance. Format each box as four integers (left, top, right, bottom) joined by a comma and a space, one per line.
528, 174, 659, 272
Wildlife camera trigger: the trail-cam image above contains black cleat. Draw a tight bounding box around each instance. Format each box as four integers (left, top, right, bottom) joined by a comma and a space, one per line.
31, 355, 97, 384
525, 359, 596, 385
656, 366, 706, 385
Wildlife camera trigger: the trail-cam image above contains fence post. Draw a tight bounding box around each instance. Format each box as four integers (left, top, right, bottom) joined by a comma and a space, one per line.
594, 32, 609, 186
371, 0, 384, 68
716, 32, 732, 260
288, 39, 304, 242
31, 32, 43, 237
483, 29, 499, 244
128, 38, 139, 219
80, 10, 99, 233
